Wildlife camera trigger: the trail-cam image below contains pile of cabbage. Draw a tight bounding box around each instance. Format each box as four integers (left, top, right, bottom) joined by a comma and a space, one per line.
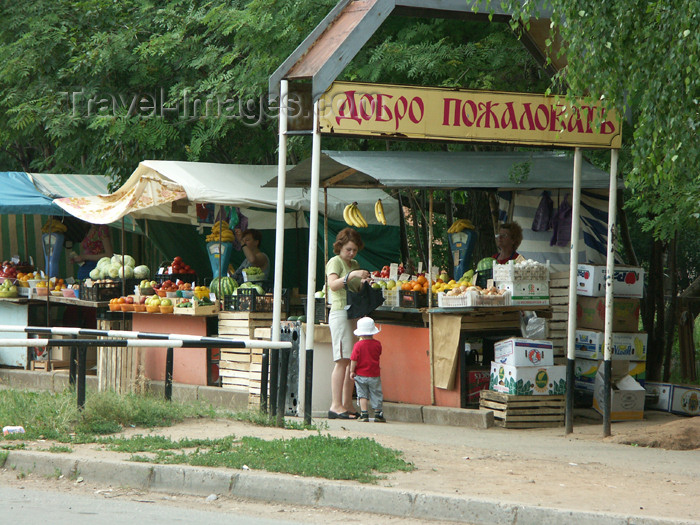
88, 254, 150, 280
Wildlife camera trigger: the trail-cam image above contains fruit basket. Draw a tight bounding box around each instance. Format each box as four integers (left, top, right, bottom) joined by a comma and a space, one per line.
146, 304, 160, 313
160, 305, 174, 314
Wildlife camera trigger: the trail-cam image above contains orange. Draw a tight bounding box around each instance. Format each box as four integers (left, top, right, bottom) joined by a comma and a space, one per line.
416, 275, 427, 285
412, 283, 422, 292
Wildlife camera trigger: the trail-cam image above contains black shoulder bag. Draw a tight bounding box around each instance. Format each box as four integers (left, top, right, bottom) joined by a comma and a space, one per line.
344, 272, 384, 319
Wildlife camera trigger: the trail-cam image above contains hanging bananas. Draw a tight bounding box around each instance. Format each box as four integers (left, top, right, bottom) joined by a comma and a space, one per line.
343, 202, 368, 228
447, 218, 475, 234
41, 218, 67, 233
374, 199, 387, 225
205, 220, 235, 242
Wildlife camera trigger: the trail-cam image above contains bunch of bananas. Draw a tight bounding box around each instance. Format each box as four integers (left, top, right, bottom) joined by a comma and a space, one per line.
343, 202, 368, 228
205, 220, 235, 242
374, 199, 386, 225
41, 218, 67, 233
447, 218, 475, 234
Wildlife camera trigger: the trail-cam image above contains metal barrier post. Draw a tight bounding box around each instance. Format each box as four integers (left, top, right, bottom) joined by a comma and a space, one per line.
77, 344, 87, 410
165, 347, 174, 401
261, 349, 269, 413
69, 345, 77, 387
269, 348, 279, 417
276, 346, 289, 427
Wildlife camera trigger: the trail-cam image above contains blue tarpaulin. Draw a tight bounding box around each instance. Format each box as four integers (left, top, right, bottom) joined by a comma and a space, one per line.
0, 172, 63, 215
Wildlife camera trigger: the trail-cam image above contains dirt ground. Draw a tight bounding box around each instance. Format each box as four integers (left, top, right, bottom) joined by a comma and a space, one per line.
2, 411, 700, 523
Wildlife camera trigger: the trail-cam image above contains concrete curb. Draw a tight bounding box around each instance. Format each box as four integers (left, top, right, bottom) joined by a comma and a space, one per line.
3, 450, 697, 525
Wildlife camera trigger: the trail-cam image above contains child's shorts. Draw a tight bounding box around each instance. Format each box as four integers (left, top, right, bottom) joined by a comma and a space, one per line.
354, 375, 383, 409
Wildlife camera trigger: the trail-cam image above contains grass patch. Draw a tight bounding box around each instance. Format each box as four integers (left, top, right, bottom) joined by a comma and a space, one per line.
104, 434, 413, 483
0, 388, 413, 482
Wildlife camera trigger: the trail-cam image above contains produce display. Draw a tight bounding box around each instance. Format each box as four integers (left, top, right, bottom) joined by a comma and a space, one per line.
89, 253, 149, 280
447, 218, 475, 234
492, 259, 549, 282
242, 266, 264, 281
161, 255, 195, 275
374, 199, 387, 225
205, 221, 234, 242
0, 279, 18, 297
209, 276, 237, 298
342, 202, 368, 228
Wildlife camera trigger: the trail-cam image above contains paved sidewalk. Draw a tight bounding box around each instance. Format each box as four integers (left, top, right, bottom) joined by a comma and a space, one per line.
1, 369, 699, 524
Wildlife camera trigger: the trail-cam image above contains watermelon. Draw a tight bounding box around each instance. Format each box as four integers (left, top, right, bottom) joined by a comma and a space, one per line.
476, 257, 495, 272
210, 276, 238, 298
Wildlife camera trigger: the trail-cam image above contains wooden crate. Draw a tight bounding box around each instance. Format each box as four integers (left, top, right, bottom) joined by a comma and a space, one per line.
548, 271, 570, 359
97, 318, 139, 394
480, 390, 565, 428
31, 359, 70, 372
173, 302, 219, 316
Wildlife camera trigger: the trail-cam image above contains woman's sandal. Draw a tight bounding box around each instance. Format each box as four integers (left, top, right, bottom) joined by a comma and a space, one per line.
328, 410, 350, 419
346, 411, 360, 420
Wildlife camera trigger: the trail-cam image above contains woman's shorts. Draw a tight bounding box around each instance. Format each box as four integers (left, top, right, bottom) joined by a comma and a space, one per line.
328, 309, 355, 361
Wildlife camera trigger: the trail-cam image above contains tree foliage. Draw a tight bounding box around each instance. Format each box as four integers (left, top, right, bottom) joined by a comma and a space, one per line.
501, 0, 700, 242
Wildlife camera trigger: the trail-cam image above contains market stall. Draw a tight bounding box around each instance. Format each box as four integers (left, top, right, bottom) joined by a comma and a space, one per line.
0, 171, 153, 371
263, 148, 613, 416
50, 160, 402, 390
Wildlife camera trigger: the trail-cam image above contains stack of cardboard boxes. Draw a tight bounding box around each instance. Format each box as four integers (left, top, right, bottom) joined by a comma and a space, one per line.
574, 264, 647, 420
489, 337, 566, 396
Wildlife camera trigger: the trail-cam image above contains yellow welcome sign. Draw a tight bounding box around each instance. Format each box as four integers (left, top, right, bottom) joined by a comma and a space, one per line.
318, 81, 621, 149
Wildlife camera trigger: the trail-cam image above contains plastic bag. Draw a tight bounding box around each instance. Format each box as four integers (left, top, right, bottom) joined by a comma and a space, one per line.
345, 281, 384, 319
520, 311, 547, 339
531, 191, 553, 232
550, 193, 572, 247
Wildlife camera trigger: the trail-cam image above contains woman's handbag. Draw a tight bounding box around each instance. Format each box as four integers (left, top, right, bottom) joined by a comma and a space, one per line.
344, 274, 384, 319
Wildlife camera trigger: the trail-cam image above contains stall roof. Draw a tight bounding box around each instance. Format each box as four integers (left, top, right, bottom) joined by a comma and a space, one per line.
0, 172, 63, 215
54, 160, 401, 226
29, 173, 115, 199
265, 150, 613, 190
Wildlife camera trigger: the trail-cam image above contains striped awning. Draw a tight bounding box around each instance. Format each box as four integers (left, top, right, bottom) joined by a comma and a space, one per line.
29, 173, 141, 232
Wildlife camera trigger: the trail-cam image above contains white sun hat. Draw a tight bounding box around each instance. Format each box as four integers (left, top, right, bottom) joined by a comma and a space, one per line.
354, 316, 380, 336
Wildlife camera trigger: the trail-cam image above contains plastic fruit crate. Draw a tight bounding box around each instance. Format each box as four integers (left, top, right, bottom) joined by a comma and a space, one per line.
301, 297, 327, 323
492, 260, 550, 282
224, 288, 289, 315
399, 290, 428, 308
382, 288, 400, 307
80, 280, 121, 302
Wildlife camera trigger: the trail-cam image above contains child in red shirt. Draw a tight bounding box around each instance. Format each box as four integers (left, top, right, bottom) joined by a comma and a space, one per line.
349, 317, 386, 423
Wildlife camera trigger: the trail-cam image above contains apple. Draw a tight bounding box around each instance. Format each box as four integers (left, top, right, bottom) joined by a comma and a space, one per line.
160, 298, 172, 306
139, 296, 147, 304
371, 282, 381, 290
150, 280, 157, 288
386, 280, 396, 290
125, 296, 134, 304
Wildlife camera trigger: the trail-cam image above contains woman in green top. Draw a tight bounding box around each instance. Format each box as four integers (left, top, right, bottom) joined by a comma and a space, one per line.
326, 228, 371, 419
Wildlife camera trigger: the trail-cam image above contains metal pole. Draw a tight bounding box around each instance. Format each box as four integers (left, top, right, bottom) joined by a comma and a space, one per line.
165, 347, 174, 401
303, 98, 322, 425
276, 346, 290, 427
428, 191, 435, 405
77, 344, 87, 410
272, 79, 288, 342
270, 79, 288, 417
565, 148, 583, 434
69, 345, 77, 387
602, 149, 619, 437
261, 349, 269, 413
269, 348, 279, 417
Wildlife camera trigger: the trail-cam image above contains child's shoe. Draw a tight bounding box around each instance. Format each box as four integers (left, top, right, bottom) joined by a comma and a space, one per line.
358, 411, 369, 422
374, 411, 386, 423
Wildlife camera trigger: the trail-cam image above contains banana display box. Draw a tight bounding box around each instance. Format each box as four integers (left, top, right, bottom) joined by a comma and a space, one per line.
574, 330, 648, 361
489, 361, 566, 396
575, 358, 646, 393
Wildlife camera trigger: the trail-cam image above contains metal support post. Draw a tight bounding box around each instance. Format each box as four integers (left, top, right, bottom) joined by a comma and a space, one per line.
77, 344, 87, 410
165, 347, 174, 401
